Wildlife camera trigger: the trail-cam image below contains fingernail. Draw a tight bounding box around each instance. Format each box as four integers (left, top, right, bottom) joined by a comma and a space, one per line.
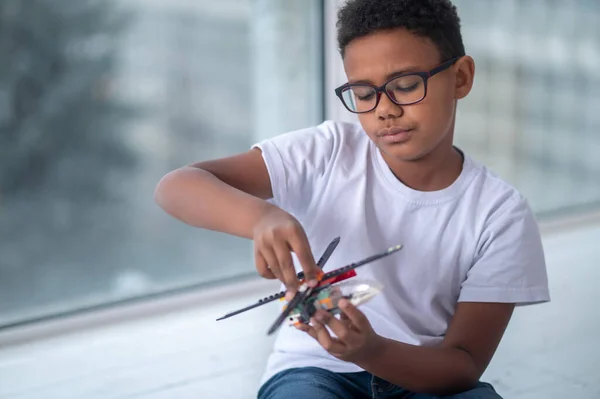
308, 279, 317, 287
339, 299, 349, 308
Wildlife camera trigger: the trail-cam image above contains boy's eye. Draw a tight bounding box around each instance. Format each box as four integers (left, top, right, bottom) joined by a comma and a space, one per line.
356, 92, 375, 101
351, 87, 376, 102
393, 83, 419, 92
388, 75, 423, 93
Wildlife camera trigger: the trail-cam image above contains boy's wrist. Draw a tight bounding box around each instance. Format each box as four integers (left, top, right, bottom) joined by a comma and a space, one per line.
255, 199, 277, 217
353, 334, 388, 367
250, 199, 291, 239
253, 200, 278, 227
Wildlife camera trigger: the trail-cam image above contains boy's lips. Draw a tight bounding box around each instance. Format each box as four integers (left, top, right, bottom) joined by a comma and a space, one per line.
376, 126, 413, 143
377, 126, 413, 136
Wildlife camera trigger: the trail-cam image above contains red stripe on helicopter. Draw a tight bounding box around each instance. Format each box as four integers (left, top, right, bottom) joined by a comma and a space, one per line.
320, 270, 356, 285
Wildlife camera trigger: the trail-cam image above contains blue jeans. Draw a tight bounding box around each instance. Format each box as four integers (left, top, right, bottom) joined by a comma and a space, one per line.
257, 367, 502, 399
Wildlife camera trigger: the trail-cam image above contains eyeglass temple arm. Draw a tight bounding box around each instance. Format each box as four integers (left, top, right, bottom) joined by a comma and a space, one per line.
428, 56, 461, 77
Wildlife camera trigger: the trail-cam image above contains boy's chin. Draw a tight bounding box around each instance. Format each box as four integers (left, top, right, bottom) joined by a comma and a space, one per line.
376, 141, 428, 163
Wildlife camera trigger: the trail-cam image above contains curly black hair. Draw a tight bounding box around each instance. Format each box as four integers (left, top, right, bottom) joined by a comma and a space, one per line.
336, 0, 466, 61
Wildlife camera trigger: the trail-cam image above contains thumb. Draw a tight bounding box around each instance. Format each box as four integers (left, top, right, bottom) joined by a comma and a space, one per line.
338, 299, 369, 330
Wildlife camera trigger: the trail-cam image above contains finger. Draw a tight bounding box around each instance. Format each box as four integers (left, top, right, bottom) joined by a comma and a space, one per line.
288, 229, 319, 284
314, 309, 353, 342
295, 323, 316, 338
296, 323, 324, 345
254, 249, 276, 279
339, 312, 359, 332
284, 290, 295, 302
272, 237, 299, 294
338, 299, 370, 330
260, 245, 284, 282
310, 317, 346, 353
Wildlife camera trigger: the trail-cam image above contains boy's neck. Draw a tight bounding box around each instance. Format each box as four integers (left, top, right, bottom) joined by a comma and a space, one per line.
381, 143, 464, 192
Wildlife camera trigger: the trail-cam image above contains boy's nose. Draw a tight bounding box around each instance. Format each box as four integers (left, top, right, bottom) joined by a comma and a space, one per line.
375, 92, 404, 120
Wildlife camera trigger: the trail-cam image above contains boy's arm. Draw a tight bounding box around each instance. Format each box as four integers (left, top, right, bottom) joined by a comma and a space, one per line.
154, 148, 321, 288
354, 301, 514, 396
356, 200, 545, 395
154, 148, 273, 239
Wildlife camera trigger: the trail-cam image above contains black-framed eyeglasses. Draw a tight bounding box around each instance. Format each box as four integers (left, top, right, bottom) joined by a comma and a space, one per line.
334, 57, 460, 114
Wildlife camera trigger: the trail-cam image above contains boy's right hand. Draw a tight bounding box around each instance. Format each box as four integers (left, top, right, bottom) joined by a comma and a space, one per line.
253, 204, 320, 299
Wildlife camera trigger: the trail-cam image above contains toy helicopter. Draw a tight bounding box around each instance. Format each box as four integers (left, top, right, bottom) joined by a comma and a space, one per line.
216, 237, 403, 335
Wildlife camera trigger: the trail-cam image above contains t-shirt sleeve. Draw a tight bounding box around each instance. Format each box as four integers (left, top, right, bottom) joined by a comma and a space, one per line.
458, 196, 551, 306
251, 121, 339, 215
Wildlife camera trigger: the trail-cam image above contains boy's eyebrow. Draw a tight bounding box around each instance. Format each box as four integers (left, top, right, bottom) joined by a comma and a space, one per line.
348, 66, 422, 85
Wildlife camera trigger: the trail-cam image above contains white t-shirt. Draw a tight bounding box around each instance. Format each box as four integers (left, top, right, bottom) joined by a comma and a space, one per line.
251, 120, 550, 386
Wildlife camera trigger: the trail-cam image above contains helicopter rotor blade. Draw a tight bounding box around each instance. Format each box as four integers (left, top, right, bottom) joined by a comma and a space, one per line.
321, 244, 403, 281
216, 291, 285, 321
298, 236, 340, 280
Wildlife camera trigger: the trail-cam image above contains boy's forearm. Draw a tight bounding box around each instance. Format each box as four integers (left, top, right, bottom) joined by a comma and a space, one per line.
154, 166, 274, 239
355, 337, 478, 396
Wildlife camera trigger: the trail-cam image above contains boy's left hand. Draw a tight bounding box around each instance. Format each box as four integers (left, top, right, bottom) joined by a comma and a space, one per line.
296, 299, 384, 364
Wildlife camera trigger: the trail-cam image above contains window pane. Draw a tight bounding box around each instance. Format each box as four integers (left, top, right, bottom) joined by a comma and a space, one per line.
452, 0, 600, 216
0, 0, 323, 327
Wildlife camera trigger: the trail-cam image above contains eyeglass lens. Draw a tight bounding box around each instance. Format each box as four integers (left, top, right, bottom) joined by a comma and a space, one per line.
340, 74, 425, 113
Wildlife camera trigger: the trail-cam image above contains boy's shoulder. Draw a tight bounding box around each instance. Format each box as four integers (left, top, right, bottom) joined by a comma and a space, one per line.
251, 120, 368, 211
252, 119, 370, 175
468, 154, 526, 205
256, 119, 367, 150
461, 153, 537, 238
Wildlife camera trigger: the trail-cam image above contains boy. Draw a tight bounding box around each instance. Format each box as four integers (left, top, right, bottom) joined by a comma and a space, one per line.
154, 0, 550, 397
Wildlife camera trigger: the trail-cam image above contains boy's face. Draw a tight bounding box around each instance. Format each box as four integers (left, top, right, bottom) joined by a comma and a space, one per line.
342, 28, 474, 163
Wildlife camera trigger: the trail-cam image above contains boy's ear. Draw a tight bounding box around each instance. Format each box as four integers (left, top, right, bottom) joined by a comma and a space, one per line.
454, 56, 475, 100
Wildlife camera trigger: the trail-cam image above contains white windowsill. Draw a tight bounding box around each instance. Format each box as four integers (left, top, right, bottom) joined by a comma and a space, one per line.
0, 276, 282, 399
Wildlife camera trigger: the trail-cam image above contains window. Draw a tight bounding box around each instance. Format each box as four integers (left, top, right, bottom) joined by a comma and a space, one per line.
450, 0, 600, 216
0, 0, 324, 327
